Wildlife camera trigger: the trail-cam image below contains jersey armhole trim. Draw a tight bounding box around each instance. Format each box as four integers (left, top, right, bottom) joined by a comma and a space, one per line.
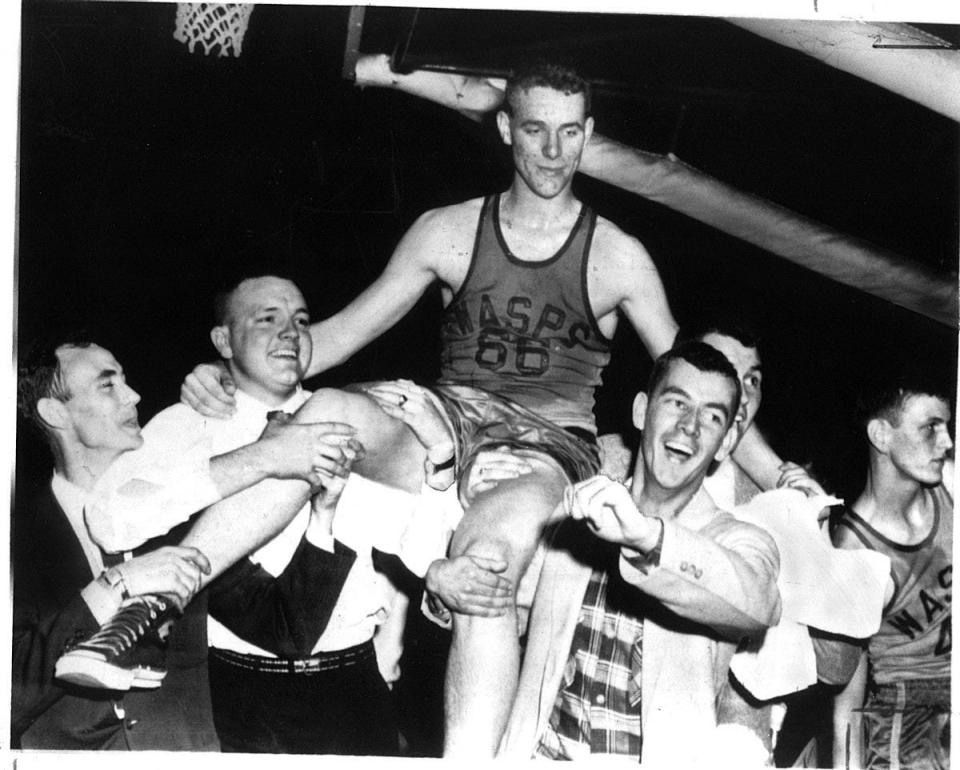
443, 196, 488, 309
837, 515, 901, 614
579, 208, 614, 344
883, 571, 901, 617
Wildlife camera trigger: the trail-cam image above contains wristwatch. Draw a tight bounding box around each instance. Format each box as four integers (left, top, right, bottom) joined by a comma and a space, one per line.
98, 566, 130, 600
424, 449, 456, 492
425, 454, 455, 473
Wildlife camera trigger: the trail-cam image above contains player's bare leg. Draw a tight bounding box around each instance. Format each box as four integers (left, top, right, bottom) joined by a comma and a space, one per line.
306, 386, 429, 493
60, 388, 431, 692
442, 454, 567, 757
183, 387, 427, 585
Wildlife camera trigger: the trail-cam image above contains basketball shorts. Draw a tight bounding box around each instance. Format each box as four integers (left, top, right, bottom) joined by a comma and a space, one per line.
429, 383, 601, 488
861, 677, 950, 770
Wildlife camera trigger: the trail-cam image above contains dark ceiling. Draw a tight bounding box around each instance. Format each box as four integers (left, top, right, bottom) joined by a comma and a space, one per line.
15, 2, 959, 500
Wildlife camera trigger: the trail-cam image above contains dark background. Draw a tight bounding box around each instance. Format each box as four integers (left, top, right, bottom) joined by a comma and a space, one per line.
14, 3, 959, 758
16, 4, 958, 499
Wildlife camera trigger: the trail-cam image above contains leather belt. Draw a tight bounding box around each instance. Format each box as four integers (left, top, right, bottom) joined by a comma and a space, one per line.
210, 640, 374, 675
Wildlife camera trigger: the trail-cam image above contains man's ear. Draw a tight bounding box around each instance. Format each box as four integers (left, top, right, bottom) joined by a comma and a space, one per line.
496, 110, 513, 145
713, 420, 740, 465
583, 115, 595, 146
866, 418, 889, 453
632, 392, 648, 431
36, 397, 68, 433
210, 326, 233, 360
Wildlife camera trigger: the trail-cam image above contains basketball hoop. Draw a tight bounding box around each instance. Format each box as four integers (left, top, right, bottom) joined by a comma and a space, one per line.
173, 4, 254, 58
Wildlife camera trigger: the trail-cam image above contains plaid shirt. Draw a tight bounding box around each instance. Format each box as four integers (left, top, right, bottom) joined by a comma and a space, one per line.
537, 544, 646, 760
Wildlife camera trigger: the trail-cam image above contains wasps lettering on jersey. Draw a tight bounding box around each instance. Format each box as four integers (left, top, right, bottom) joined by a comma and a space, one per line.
888, 564, 951, 655
445, 294, 602, 376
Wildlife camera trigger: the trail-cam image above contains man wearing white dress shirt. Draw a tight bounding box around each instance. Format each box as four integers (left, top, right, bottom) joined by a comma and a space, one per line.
82, 274, 491, 753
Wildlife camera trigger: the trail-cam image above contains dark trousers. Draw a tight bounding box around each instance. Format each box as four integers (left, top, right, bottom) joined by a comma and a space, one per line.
209, 641, 399, 755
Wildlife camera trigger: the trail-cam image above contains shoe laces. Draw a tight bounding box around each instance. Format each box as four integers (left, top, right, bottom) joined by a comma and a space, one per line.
77, 595, 169, 656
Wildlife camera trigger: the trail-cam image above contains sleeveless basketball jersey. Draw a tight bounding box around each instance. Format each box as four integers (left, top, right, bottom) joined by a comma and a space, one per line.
438, 194, 612, 433
834, 485, 952, 684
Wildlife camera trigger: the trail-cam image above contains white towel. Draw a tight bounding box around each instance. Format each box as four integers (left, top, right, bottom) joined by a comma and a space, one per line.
730, 488, 890, 700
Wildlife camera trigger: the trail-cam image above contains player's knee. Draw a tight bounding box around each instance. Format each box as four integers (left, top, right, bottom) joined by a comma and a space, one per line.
452, 536, 512, 567
295, 388, 349, 422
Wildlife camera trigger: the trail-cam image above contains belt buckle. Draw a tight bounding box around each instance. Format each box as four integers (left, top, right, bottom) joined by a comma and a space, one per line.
291, 658, 311, 674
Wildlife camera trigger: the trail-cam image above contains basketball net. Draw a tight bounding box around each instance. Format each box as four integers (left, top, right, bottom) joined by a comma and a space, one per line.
173, 4, 254, 58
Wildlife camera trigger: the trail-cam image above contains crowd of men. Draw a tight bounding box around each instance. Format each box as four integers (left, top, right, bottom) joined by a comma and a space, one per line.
13, 62, 952, 768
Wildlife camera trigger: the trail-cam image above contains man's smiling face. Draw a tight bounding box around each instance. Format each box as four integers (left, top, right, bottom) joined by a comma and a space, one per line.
700, 331, 762, 436
637, 358, 739, 495
212, 276, 312, 407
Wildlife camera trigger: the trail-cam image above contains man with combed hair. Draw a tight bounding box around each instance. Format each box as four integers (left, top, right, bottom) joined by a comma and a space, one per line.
179, 62, 792, 756
832, 374, 953, 770
499, 341, 781, 764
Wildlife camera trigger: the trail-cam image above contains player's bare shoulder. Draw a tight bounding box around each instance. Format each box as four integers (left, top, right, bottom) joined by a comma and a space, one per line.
591, 215, 657, 272
588, 215, 660, 300
585, 214, 676, 352
401, 196, 484, 286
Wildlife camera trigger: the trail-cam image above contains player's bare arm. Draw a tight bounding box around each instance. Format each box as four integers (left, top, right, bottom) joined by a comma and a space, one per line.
594, 221, 788, 490
832, 649, 868, 769
587, 220, 789, 491
305, 199, 483, 378
180, 201, 484, 414
587, 218, 678, 357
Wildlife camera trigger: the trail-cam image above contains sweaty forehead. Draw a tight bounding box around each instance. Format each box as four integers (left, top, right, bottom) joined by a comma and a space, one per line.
229, 277, 307, 317
901, 393, 952, 423
511, 86, 586, 118
658, 359, 737, 407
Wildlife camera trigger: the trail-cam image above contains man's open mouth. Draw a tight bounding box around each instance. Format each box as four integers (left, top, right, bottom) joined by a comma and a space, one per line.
663, 440, 695, 461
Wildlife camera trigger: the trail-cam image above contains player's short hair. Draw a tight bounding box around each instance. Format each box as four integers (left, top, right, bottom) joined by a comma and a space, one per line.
647, 340, 742, 425
17, 331, 95, 444
675, 316, 761, 359
502, 60, 591, 117
212, 270, 302, 327
855, 371, 953, 431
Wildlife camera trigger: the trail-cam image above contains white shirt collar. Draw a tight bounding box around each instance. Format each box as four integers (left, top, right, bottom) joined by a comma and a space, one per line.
233, 386, 309, 420
703, 456, 736, 512
51, 471, 89, 521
